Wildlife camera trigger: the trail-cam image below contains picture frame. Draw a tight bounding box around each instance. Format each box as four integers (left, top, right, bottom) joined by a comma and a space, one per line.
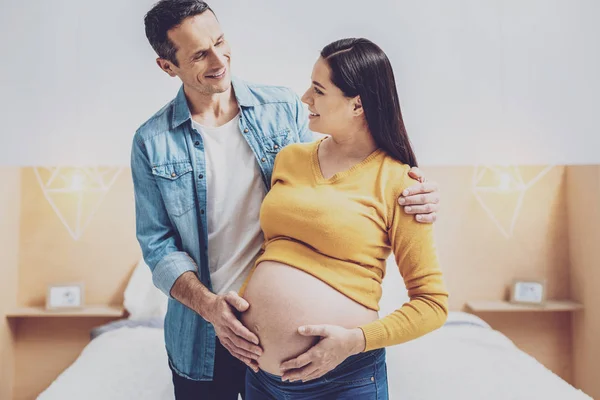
509, 279, 546, 305
46, 283, 85, 310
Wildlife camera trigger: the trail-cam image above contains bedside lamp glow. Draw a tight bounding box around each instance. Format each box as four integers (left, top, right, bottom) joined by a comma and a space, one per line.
497, 172, 512, 192
34, 167, 123, 240
69, 171, 86, 191
472, 165, 553, 238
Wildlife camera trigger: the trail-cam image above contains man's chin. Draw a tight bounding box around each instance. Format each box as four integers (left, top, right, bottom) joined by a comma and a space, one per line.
192, 76, 231, 95
207, 74, 231, 93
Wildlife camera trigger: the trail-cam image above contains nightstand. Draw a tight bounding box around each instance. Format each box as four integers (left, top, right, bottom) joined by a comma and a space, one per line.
6, 305, 125, 400
465, 300, 583, 313
6, 305, 124, 318
464, 299, 583, 385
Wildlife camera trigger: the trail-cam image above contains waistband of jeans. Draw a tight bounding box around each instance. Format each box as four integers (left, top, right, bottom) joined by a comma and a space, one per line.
258, 348, 385, 382
336, 347, 385, 371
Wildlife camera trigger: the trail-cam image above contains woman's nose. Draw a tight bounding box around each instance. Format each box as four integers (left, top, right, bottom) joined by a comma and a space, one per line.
301, 91, 311, 105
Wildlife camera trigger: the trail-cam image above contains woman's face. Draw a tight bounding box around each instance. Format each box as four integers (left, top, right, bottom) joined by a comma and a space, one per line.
301, 57, 359, 136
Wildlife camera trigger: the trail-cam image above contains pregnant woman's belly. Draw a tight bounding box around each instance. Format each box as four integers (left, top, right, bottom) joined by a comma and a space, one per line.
241, 261, 378, 375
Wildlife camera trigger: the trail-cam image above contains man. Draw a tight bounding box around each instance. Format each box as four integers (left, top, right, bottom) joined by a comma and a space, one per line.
131, 1, 441, 399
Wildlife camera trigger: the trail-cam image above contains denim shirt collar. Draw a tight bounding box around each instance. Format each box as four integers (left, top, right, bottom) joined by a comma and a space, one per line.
171, 76, 260, 129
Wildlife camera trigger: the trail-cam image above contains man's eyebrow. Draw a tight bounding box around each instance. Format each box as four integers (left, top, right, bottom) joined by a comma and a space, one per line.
191, 34, 225, 59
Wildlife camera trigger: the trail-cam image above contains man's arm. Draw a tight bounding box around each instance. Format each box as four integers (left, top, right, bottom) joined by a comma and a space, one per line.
130, 135, 261, 369
130, 135, 197, 296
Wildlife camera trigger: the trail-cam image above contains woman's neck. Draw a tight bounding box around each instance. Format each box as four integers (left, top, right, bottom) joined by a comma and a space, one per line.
324, 126, 378, 161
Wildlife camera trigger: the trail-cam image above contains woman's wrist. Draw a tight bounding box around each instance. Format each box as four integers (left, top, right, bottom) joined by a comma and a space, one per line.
349, 327, 367, 355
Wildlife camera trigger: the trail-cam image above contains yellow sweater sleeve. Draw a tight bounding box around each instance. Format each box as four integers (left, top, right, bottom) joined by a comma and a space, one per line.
358, 186, 449, 351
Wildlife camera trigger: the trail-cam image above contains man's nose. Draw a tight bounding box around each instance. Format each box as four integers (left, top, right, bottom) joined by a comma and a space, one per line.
207, 49, 226, 69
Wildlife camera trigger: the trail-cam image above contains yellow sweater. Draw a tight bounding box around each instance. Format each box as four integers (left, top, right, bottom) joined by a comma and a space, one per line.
240, 138, 448, 351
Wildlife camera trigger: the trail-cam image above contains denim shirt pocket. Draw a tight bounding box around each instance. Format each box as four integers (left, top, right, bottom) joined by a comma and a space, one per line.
259, 129, 293, 187
261, 128, 293, 154
152, 161, 195, 217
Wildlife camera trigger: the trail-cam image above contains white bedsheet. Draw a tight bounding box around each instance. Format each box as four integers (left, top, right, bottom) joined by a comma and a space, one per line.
386, 313, 592, 400
38, 327, 174, 400
38, 313, 592, 400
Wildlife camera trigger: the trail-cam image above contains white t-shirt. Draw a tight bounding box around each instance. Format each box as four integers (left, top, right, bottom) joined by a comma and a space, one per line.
192, 114, 266, 294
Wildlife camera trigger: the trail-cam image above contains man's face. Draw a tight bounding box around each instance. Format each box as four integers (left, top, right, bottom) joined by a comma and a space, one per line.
158, 11, 231, 95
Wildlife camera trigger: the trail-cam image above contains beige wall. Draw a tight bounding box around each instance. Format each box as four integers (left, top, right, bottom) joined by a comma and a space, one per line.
17, 167, 140, 307
0, 168, 22, 400
428, 166, 570, 308
567, 166, 600, 399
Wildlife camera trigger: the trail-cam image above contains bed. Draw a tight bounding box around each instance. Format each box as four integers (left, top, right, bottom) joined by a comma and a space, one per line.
37, 260, 593, 400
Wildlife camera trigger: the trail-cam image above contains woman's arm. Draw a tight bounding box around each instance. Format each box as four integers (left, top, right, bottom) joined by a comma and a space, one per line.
358, 186, 449, 351
280, 180, 449, 383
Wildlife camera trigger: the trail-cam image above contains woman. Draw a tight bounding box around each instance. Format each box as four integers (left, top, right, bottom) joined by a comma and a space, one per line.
238, 38, 449, 399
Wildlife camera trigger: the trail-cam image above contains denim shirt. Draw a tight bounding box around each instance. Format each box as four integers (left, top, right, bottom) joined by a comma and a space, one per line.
131, 77, 313, 380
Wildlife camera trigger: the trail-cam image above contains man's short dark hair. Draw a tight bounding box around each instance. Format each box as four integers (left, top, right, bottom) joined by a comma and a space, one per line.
144, 0, 214, 66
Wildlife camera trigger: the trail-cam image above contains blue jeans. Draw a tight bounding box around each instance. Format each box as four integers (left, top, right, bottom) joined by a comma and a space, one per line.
170, 339, 246, 400
245, 348, 388, 399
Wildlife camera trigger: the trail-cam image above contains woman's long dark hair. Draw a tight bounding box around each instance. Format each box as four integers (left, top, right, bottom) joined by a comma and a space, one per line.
321, 38, 418, 167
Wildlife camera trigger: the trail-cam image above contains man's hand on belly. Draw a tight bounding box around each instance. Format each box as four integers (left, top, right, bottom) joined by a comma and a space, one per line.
279, 325, 366, 382
204, 291, 263, 372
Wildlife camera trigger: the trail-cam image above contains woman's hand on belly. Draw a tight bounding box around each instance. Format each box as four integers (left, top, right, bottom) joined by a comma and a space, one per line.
279, 324, 367, 383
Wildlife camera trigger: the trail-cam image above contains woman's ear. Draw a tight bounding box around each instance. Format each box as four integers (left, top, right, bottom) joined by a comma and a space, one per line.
352, 96, 363, 116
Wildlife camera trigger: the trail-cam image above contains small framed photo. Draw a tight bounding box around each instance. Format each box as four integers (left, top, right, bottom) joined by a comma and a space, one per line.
46, 283, 84, 310
509, 279, 546, 305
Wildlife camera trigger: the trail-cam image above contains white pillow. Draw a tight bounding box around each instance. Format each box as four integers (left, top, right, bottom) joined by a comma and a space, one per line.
123, 259, 168, 321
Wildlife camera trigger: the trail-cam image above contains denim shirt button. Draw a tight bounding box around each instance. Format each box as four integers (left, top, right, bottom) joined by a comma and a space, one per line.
194, 141, 200, 146
274, 144, 279, 149
261, 157, 266, 162
244, 128, 249, 133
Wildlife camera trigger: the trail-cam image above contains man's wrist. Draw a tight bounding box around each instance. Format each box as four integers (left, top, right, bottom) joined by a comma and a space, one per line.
196, 290, 217, 322
170, 271, 217, 321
